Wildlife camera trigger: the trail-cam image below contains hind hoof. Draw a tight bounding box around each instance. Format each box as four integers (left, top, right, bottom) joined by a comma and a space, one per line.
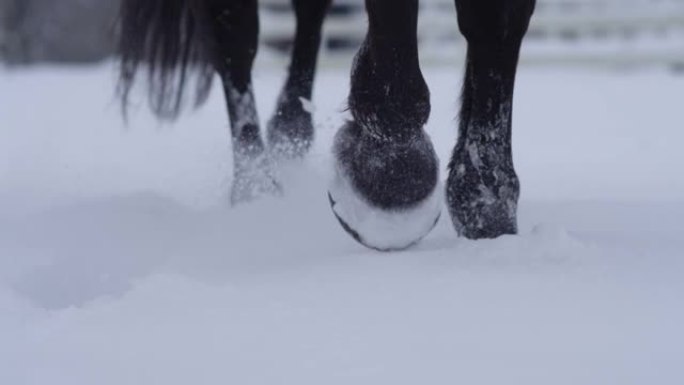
328, 174, 442, 252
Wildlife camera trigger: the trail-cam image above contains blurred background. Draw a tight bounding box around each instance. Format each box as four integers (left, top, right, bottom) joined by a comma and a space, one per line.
1, 0, 684, 69
2, 4, 684, 376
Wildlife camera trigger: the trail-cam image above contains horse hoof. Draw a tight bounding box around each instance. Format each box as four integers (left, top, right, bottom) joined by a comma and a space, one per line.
328, 121, 441, 251
446, 142, 520, 239
328, 175, 442, 252
267, 107, 314, 160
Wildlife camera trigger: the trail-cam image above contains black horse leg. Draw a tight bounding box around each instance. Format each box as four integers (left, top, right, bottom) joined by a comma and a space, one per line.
203, 0, 279, 204
328, 0, 441, 251
447, 0, 535, 239
267, 0, 332, 158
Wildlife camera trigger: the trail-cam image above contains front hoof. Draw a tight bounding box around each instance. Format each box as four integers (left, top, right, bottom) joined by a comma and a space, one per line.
329, 122, 441, 251
328, 190, 441, 252
446, 144, 520, 239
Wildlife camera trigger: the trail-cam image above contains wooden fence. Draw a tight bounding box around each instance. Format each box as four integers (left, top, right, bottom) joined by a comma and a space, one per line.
260, 0, 684, 68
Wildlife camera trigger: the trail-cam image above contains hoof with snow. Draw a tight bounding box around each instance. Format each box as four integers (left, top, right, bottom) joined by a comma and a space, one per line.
329, 122, 441, 251
267, 126, 313, 161
267, 97, 316, 160
328, 188, 441, 252
446, 141, 520, 239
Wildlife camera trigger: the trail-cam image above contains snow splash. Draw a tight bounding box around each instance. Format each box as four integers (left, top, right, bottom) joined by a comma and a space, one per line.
329, 166, 442, 251
224, 78, 282, 204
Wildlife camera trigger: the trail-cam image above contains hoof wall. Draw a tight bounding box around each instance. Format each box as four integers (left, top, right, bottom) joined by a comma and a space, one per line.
329, 194, 440, 252
327, 175, 442, 251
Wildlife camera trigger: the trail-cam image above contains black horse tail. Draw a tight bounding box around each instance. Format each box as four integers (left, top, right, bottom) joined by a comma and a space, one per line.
118, 0, 214, 120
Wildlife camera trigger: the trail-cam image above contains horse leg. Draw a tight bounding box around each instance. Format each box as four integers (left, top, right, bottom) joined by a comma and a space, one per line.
447, 0, 535, 239
203, 0, 280, 205
267, 0, 332, 158
328, 0, 441, 251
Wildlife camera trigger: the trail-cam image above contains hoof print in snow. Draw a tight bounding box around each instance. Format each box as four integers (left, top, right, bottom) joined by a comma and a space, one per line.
329, 122, 441, 251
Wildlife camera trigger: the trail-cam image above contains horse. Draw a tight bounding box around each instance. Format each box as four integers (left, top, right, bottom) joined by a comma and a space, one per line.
118, 0, 536, 251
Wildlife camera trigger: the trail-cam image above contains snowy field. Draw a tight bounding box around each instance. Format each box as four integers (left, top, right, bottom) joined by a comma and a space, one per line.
1, 63, 684, 384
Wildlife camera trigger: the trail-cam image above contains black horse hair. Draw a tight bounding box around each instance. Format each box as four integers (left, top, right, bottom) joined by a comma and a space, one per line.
118, 0, 214, 120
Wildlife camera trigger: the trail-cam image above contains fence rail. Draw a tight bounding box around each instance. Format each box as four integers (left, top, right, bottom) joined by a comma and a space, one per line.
260, 0, 684, 67
2, 0, 683, 67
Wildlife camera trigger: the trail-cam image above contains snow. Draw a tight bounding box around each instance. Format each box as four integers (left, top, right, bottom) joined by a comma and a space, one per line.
298, 96, 316, 114
1, 63, 684, 384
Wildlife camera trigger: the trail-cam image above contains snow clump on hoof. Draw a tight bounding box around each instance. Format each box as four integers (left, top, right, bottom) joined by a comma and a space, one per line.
328, 122, 441, 251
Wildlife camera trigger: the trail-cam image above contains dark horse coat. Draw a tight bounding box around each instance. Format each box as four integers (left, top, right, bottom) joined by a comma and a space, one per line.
119, 0, 536, 250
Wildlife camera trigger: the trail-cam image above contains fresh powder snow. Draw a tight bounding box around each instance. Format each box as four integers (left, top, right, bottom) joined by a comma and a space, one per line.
1, 64, 683, 385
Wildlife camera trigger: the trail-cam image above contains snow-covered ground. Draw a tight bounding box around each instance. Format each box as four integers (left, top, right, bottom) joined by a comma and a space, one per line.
1, 63, 683, 384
